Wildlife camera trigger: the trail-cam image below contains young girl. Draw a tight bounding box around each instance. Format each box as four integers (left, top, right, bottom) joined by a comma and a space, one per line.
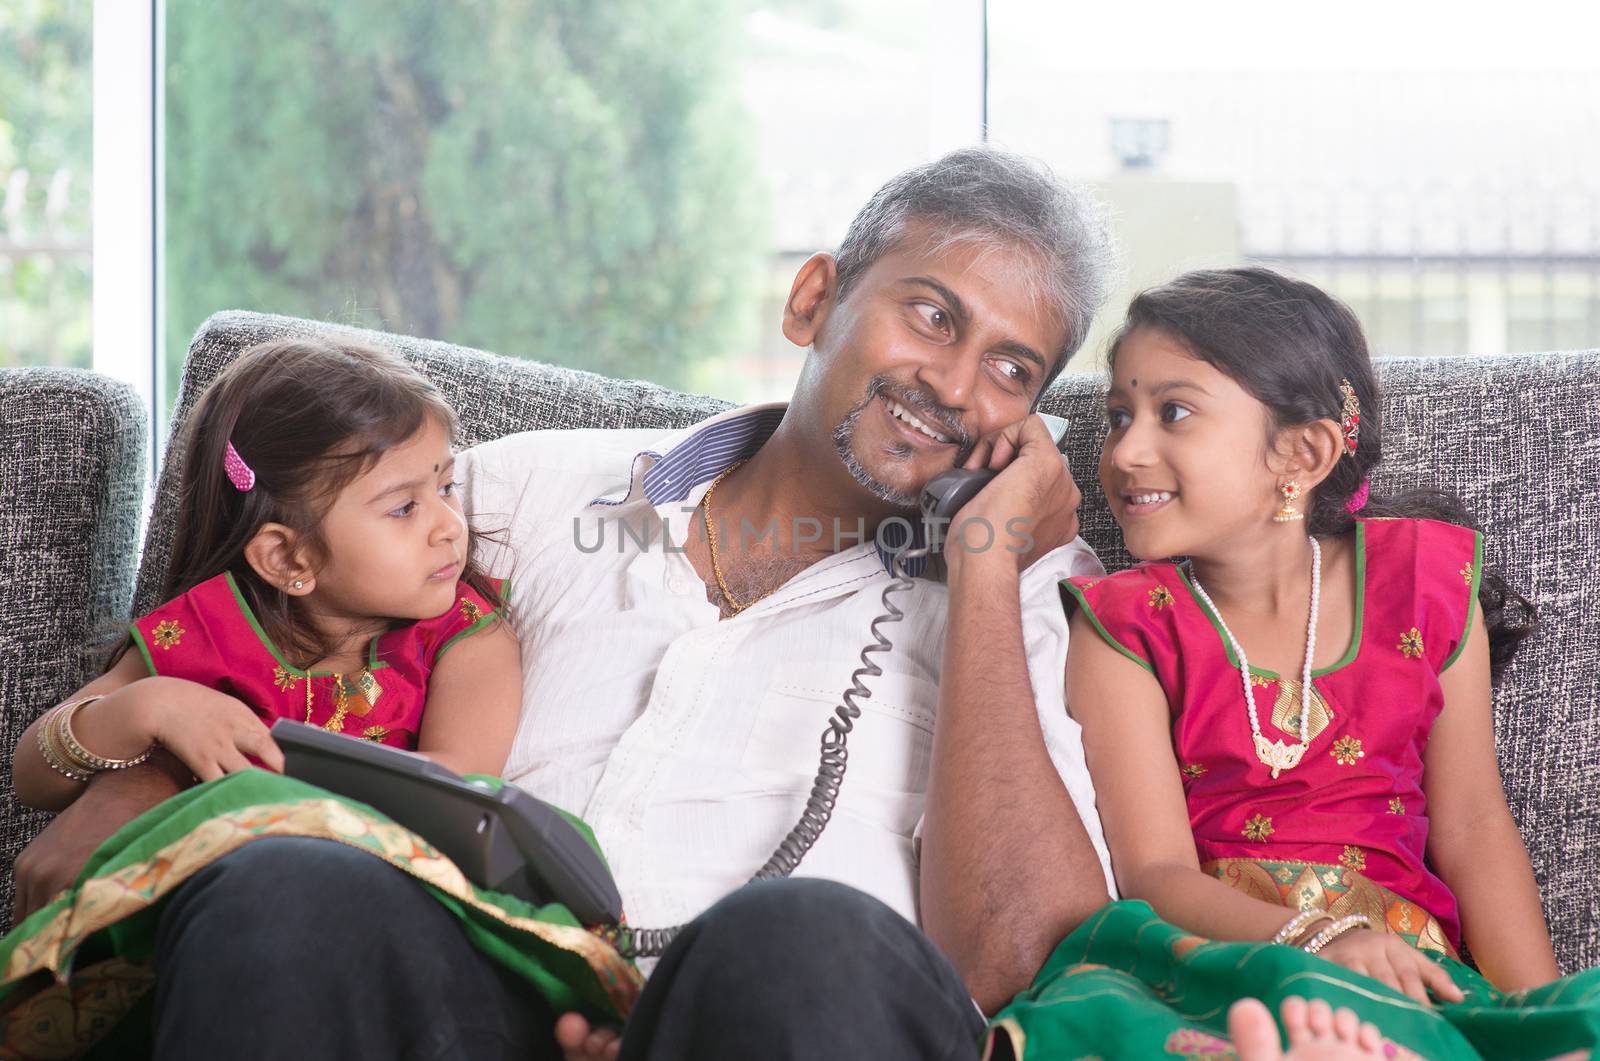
14, 337, 521, 807
2, 339, 641, 1056
989, 269, 1599, 1060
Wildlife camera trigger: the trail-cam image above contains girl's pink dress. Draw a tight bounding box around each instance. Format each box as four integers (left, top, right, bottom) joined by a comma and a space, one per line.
129, 571, 503, 750
1064, 517, 1482, 954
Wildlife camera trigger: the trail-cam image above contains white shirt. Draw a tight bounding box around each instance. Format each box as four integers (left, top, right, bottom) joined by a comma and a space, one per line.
459, 403, 1115, 945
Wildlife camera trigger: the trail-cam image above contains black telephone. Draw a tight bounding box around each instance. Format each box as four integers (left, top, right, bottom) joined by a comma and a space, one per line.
917, 412, 1070, 552
278, 413, 1069, 958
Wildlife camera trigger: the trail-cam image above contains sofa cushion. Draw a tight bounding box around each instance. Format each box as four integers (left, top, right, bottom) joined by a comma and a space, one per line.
0, 369, 148, 929
136, 312, 1600, 974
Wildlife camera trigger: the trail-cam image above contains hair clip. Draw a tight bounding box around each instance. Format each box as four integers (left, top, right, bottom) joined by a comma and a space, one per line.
224, 439, 256, 492
1338, 378, 1360, 455
1344, 477, 1370, 514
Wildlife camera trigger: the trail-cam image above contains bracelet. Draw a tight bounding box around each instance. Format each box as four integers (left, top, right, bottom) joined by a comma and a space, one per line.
57, 695, 156, 773
1271, 909, 1332, 947
1302, 914, 1373, 955
36, 704, 93, 782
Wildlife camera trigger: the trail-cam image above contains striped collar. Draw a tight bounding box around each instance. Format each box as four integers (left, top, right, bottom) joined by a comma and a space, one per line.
589, 403, 929, 577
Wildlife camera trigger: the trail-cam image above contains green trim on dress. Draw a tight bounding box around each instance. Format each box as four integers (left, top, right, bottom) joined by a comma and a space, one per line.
1060, 579, 1156, 675
436, 577, 513, 661
128, 625, 158, 677
223, 571, 388, 675
1440, 531, 1484, 673
1176, 521, 1367, 681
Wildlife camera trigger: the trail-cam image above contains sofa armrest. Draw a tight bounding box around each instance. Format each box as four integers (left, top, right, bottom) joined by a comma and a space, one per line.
0, 369, 147, 931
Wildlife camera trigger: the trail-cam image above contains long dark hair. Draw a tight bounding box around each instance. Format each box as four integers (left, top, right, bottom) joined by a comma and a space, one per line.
1108, 267, 1535, 678
164, 338, 503, 668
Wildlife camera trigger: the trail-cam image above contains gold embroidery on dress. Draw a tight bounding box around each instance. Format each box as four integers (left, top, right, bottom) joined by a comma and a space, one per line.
272, 665, 300, 692
1250, 674, 1273, 689
355, 668, 383, 709
1388, 797, 1405, 815
459, 597, 483, 623
1340, 845, 1366, 871
1242, 814, 1274, 842
1147, 586, 1175, 610
1460, 561, 1474, 586
1330, 735, 1364, 766
1181, 763, 1207, 779
1269, 678, 1334, 741
323, 675, 352, 733
362, 725, 388, 742
1204, 858, 1456, 960
152, 620, 184, 650
1398, 628, 1424, 658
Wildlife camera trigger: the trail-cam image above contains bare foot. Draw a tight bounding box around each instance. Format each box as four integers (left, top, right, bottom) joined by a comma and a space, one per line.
1231, 996, 1398, 1060
553, 1012, 622, 1061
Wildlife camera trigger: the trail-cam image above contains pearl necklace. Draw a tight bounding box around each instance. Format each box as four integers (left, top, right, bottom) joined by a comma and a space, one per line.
1188, 537, 1321, 779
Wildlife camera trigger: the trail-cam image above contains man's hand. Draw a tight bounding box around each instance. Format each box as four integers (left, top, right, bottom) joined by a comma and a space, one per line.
11, 753, 188, 921
554, 1013, 621, 1061
945, 414, 1082, 572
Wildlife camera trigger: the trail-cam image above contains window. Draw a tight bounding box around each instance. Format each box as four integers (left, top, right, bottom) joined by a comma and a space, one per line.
160, 1, 971, 416
0, 0, 92, 370
987, 0, 1600, 370
67, 0, 1600, 433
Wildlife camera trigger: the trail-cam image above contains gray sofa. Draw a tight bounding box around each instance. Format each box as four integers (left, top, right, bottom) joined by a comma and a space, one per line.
3, 311, 1597, 978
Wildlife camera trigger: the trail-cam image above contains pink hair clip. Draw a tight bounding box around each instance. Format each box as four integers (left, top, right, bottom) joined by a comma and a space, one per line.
1344, 477, 1370, 514
224, 439, 256, 492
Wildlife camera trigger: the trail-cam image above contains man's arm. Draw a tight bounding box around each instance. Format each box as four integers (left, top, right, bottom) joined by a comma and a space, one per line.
918, 417, 1111, 1013
12, 750, 189, 920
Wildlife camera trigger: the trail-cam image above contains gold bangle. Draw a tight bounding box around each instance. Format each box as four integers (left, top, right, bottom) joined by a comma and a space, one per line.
56, 695, 156, 773
1303, 914, 1373, 955
36, 704, 93, 782
1271, 909, 1331, 947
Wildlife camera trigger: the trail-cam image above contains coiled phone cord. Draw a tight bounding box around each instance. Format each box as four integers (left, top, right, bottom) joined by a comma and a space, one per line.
606, 544, 930, 959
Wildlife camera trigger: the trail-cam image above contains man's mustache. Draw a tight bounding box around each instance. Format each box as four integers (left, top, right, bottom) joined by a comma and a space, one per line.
861, 376, 975, 459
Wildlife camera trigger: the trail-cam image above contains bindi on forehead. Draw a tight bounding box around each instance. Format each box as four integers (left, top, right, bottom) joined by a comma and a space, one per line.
1131, 378, 1138, 389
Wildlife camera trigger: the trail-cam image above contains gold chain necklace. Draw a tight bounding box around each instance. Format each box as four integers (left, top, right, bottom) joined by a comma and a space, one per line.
702, 459, 772, 617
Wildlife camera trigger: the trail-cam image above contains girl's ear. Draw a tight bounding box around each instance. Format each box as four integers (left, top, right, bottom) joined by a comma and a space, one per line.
243, 523, 317, 594
1278, 417, 1345, 491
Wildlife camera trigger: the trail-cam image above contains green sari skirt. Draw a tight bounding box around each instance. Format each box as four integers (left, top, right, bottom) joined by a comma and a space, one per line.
987, 901, 1600, 1061
0, 772, 641, 1059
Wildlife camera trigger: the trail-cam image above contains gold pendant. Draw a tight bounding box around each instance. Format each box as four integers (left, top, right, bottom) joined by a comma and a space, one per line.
1253, 733, 1307, 779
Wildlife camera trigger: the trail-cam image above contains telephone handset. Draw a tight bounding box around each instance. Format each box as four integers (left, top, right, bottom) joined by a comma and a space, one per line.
918, 412, 1070, 552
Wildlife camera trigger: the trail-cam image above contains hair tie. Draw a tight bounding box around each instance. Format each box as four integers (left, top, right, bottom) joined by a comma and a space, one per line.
1344, 477, 1370, 514
224, 439, 256, 492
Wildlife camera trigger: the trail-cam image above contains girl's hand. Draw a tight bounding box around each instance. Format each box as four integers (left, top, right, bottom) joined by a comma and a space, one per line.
137, 678, 284, 781
1316, 929, 1465, 1005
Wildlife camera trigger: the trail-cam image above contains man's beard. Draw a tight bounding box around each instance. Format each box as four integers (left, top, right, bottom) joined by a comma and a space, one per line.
831, 376, 972, 507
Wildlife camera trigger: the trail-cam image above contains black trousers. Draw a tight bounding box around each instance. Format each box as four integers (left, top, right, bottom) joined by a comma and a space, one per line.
149, 838, 985, 1060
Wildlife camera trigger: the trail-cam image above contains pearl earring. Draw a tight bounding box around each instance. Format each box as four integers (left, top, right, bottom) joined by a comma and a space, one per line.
292, 579, 304, 590
1273, 480, 1305, 523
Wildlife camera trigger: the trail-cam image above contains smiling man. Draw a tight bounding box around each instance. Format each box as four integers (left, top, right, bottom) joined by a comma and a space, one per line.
16, 148, 1120, 1061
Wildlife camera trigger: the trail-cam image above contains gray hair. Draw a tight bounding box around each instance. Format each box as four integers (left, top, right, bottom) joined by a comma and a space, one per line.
834, 147, 1117, 384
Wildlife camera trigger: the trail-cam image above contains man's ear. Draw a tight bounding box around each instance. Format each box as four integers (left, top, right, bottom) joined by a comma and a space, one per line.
243, 523, 318, 594
781, 252, 839, 349
1274, 418, 1345, 492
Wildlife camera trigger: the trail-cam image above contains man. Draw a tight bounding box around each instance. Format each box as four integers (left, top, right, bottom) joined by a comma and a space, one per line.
13, 147, 1118, 1059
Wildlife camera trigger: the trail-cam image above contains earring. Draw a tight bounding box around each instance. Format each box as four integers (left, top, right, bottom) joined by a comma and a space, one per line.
1273, 480, 1305, 523
292, 579, 304, 590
